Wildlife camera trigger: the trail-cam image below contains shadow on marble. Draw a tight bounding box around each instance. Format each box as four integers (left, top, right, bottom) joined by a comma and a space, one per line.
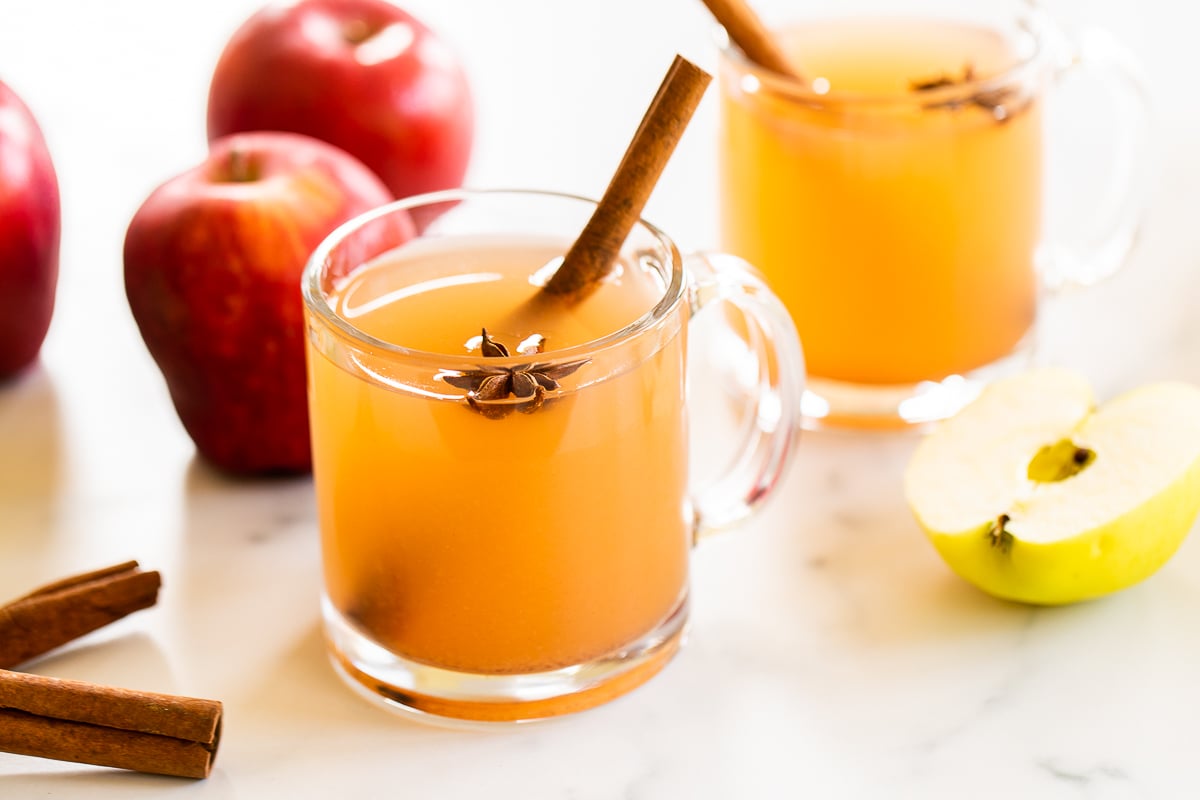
0, 765, 231, 796
0, 363, 63, 549
806, 516, 1038, 650
180, 455, 315, 545
751, 427, 1044, 652
1161, 266, 1200, 384
168, 457, 323, 697
233, 621, 378, 722
228, 620, 472, 743
17, 632, 175, 692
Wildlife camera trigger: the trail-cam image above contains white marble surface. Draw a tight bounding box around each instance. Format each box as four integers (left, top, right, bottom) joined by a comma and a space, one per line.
2, 0, 1199, 796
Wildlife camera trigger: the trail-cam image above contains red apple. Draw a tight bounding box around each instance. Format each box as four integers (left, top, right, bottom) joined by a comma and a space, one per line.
0, 80, 60, 380
123, 131, 402, 475
206, 0, 474, 200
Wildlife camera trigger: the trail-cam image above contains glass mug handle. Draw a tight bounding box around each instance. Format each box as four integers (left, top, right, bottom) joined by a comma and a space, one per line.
683, 252, 806, 542
1041, 24, 1152, 289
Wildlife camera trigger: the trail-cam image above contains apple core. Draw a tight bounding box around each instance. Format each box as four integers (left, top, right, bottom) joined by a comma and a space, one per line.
1026, 438, 1097, 483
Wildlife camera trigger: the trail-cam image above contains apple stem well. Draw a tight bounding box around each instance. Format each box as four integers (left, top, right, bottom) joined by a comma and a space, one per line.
221, 149, 261, 183
1026, 438, 1097, 483
341, 18, 381, 45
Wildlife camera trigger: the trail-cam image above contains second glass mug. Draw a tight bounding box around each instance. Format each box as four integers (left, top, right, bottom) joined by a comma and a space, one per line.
716, 0, 1150, 427
301, 189, 805, 722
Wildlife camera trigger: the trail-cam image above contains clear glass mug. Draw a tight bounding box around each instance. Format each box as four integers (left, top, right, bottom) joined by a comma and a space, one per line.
716, 0, 1150, 428
301, 189, 805, 723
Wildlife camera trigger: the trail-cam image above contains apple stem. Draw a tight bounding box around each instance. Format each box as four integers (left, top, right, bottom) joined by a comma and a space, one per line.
988, 514, 1014, 555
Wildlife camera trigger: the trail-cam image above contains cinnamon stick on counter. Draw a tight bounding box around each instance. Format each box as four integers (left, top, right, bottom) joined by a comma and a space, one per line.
699, 0, 804, 81
0, 669, 222, 779
540, 55, 711, 301
0, 561, 161, 670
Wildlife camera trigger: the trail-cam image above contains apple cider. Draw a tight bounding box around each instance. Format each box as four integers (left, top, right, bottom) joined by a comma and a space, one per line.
306, 236, 690, 675
720, 17, 1042, 385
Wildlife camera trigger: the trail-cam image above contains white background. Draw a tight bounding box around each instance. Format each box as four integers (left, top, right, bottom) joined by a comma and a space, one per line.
2, 0, 1199, 797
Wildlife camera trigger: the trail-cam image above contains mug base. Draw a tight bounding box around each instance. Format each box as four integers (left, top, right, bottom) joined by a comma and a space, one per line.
322, 594, 689, 725
800, 343, 1035, 430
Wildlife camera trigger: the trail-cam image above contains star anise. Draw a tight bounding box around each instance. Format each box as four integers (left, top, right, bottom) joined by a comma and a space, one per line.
910, 62, 1029, 122
441, 328, 588, 419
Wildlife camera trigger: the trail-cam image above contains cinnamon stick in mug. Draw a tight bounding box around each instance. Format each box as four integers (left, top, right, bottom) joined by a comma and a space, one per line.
0, 561, 161, 669
541, 54, 711, 300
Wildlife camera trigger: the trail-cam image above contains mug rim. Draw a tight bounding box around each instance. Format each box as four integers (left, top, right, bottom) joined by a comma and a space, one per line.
302, 187, 687, 369
714, 4, 1054, 111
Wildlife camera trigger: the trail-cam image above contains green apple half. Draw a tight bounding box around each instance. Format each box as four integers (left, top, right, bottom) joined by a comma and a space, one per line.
904, 369, 1200, 605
